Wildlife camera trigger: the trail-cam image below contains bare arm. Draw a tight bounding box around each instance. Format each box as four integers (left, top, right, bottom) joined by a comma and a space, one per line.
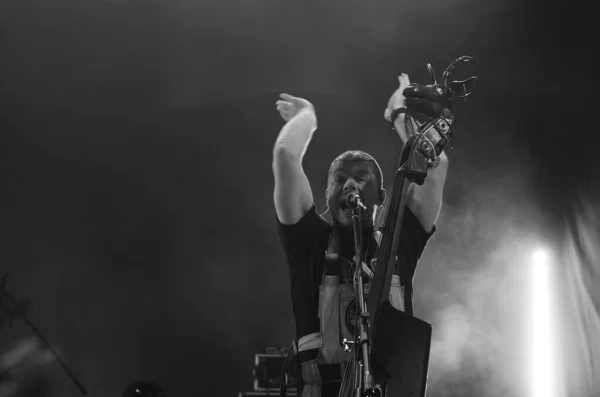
383, 74, 449, 233
272, 94, 318, 225
395, 118, 448, 233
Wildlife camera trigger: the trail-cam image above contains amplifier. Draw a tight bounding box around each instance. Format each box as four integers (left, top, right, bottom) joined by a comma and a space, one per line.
259, 345, 291, 355
253, 353, 297, 391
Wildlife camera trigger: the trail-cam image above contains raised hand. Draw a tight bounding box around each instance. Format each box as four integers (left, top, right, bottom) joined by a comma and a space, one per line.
275, 93, 316, 123
384, 73, 419, 144
384, 73, 411, 123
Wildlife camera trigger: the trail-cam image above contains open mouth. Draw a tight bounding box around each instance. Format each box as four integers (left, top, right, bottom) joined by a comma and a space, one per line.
338, 197, 350, 212
338, 198, 347, 210
338, 193, 361, 217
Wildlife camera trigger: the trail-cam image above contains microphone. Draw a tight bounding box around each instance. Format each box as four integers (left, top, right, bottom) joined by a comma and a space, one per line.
343, 193, 367, 211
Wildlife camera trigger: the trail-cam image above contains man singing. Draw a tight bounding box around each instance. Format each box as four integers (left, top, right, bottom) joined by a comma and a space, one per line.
273, 73, 449, 397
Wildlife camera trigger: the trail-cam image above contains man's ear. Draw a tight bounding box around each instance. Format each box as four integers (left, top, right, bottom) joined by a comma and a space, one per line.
378, 188, 387, 206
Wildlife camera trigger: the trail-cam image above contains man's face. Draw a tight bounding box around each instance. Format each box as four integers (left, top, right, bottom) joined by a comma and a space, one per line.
325, 160, 385, 227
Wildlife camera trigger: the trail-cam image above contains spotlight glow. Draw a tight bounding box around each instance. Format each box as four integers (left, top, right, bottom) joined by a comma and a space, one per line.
532, 250, 549, 270
531, 249, 555, 397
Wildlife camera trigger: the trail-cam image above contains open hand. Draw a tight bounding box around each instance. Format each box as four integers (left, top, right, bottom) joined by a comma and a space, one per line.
275, 93, 316, 123
384, 73, 411, 122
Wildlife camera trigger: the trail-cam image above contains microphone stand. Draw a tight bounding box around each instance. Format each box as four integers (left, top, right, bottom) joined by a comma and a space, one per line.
345, 201, 382, 397
0, 274, 88, 396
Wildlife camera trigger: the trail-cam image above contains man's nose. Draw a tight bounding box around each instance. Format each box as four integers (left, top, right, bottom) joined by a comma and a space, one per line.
343, 179, 359, 192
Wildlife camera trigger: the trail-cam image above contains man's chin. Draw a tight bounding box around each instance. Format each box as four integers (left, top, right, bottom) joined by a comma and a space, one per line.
331, 208, 352, 226
335, 207, 370, 227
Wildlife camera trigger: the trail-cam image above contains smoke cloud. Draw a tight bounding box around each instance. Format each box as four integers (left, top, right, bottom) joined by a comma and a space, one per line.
557, 199, 600, 397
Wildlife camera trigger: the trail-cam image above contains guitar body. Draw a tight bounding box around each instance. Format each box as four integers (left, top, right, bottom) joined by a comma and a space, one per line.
371, 301, 432, 397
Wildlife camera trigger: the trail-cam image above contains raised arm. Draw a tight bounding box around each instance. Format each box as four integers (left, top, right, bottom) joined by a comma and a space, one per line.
383, 74, 449, 233
272, 94, 318, 225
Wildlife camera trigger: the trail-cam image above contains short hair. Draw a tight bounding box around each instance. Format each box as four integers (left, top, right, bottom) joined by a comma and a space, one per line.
328, 150, 384, 189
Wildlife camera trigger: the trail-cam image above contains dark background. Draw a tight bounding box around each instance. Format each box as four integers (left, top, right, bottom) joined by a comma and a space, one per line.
0, 0, 595, 396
